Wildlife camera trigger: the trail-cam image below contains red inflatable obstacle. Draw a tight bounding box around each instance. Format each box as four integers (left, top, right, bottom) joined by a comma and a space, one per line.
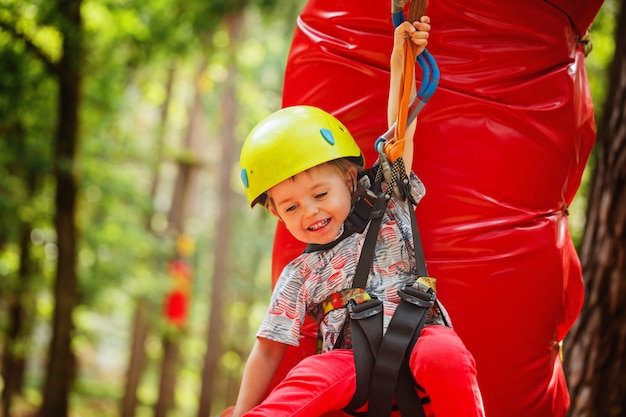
267, 1, 603, 417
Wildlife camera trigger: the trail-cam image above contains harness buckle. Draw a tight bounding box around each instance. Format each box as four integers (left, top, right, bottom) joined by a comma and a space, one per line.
345, 189, 386, 234
398, 285, 435, 308
348, 298, 383, 320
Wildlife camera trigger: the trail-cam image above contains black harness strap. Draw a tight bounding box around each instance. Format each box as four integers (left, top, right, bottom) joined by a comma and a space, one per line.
341, 185, 436, 417
344, 298, 384, 413
309, 168, 437, 417
394, 360, 426, 415
366, 286, 434, 417
408, 194, 429, 278
352, 194, 388, 289
343, 193, 388, 414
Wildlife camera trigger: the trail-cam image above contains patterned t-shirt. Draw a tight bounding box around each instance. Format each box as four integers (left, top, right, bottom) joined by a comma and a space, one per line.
257, 171, 446, 353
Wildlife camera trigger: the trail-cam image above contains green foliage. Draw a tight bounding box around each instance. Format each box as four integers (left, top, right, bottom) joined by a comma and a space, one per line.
0, 8, 58, 376
569, 0, 617, 246
586, 0, 618, 121
0, 31, 56, 243
2, 0, 303, 414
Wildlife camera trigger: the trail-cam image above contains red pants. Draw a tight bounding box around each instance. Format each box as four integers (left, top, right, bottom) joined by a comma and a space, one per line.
244, 326, 485, 417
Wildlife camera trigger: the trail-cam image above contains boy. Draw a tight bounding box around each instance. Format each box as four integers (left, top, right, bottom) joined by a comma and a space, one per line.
235, 17, 485, 417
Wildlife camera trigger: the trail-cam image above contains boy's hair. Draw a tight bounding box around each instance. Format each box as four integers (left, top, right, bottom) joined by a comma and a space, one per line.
263, 157, 362, 211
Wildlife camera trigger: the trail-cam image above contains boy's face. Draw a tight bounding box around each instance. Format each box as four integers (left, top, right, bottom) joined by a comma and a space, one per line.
267, 163, 354, 245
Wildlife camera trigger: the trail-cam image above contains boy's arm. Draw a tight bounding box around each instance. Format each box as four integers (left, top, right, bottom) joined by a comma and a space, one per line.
232, 337, 288, 417
387, 16, 431, 173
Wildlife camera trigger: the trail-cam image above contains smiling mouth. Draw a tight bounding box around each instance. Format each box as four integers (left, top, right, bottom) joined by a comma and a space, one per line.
308, 218, 330, 231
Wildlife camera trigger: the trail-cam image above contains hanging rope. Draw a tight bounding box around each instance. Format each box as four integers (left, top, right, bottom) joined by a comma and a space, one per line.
376, 0, 438, 200
388, 0, 427, 162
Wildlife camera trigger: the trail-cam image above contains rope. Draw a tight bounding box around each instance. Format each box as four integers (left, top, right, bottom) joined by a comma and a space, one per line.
378, 0, 436, 201
386, 1, 428, 165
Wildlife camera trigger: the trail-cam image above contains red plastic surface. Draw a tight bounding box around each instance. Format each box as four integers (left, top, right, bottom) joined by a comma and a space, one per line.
269, 1, 602, 417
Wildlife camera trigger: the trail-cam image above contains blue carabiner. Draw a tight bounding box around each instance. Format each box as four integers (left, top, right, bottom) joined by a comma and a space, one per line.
386, 7, 439, 136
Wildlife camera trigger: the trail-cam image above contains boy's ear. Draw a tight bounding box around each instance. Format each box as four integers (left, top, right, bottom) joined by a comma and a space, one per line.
267, 201, 283, 222
345, 166, 358, 187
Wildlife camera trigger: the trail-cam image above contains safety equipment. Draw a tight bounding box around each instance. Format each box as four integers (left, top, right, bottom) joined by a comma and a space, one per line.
377, 2, 439, 201
240, 105, 365, 207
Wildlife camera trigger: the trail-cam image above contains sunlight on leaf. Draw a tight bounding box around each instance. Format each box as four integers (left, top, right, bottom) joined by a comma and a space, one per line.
0, 248, 19, 277
36, 292, 54, 320
213, 28, 229, 49
237, 38, 266, 69
143, 79, 167, 106
220, 350, 242, 371
208, 61, 228, 83
32, 26, 61, 62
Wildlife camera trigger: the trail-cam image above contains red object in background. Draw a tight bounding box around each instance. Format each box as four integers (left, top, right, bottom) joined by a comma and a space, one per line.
164, 290, 188, 326
269, 1, 603, 417
164, 258, 193, 327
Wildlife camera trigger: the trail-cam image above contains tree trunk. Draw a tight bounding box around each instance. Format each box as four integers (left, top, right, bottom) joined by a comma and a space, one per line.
146, 62, 177, 230
154, 337, 180, 417
563, 1, 626, 416
121, 60, 177, 417
1, 220, 32, 417
120, 299, 150, 417
154, 56, 207, 417
39, 1, 83, 416
197, 12, 244, 417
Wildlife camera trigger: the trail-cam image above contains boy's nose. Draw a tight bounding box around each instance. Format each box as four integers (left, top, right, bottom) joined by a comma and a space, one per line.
304, 202, 320, 216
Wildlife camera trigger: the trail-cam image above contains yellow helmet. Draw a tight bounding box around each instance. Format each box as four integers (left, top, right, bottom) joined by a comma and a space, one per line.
240, 106, 364, 207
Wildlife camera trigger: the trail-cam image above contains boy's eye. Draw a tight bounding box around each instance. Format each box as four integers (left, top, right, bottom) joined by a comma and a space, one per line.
315, 191, 328, 199
284, 204, 298, 213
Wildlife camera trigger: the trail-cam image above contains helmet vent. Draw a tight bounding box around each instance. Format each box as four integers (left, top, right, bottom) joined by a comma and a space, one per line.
241, 168, 249, 188
319, 128, 335, 145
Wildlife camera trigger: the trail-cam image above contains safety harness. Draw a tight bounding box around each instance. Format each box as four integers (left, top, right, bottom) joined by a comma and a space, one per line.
308, 2, 445, 415
311, 166, 445, 417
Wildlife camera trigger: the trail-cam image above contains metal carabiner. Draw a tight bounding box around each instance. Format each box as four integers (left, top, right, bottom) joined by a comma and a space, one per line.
376, 138, 393, 186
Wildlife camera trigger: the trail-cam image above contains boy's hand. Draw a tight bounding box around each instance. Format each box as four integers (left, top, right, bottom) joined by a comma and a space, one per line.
388, 16, 431, 172
392, 15, 431, 64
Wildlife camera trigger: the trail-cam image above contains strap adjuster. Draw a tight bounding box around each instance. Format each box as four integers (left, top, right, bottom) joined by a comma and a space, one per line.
398, 285, 435, 308
345, 189, 386, 234
348, 298, 383, 320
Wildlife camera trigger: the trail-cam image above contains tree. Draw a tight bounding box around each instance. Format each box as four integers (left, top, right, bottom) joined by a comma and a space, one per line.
39, 1, 83, 416
154, 57, 207, 417
563, 0, 626, 416
120, 60, 177, 417
0, 28, 54, 415
1, 0, 302, 415
196, 12, 244, 417
1, 0, 85, 415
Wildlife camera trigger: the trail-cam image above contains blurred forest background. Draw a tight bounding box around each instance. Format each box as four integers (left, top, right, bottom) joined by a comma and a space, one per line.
0, 1, 624, 417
